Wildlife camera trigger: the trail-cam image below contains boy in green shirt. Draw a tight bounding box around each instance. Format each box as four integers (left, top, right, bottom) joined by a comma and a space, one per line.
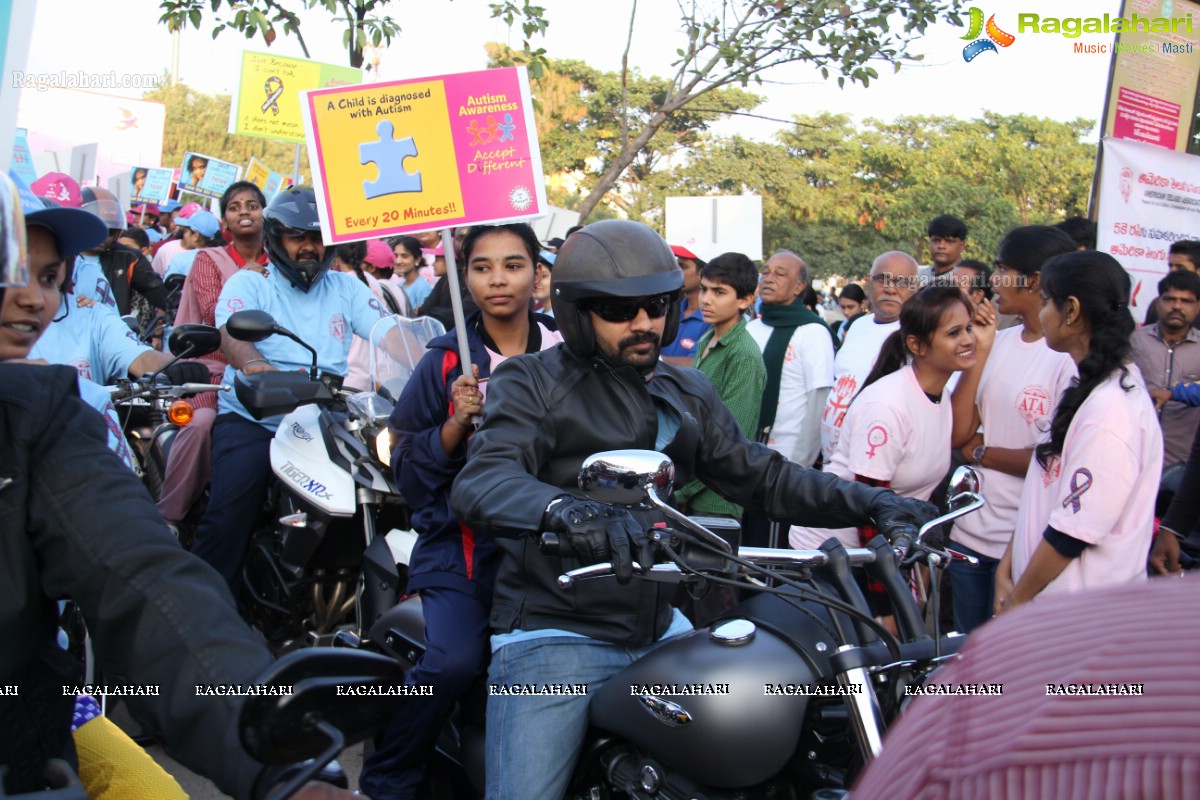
674, 252, 767, 519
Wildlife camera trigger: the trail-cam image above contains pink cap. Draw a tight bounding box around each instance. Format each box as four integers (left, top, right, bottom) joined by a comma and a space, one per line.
177, 201, 202, 220
420, 243, 444, 257
364, 239, 394, 270
30, 172, 82, 208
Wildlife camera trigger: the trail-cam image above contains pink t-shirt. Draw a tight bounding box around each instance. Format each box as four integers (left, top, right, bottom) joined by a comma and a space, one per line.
791, 364, 951, 549
820, 314, 900, 462
480, 321, 563, 401
951, 327, 1077, 559
1012, 368, 1162, 596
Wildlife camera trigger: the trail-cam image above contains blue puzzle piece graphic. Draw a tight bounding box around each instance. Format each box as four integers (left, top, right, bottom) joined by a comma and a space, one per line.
359, 120, 422, 200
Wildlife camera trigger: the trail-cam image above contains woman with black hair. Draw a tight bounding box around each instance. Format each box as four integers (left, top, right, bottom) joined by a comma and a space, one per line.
790, 286, 976, 552
996, 251, 1162, 613
946, 226, 1078, 632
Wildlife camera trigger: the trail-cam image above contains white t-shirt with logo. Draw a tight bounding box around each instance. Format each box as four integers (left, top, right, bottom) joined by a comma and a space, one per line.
745, 318, 835, 467
820, 314, 900, 462
951, 327, 1077, 559
1012, 369, 1162, 596
791, 364, 951, 550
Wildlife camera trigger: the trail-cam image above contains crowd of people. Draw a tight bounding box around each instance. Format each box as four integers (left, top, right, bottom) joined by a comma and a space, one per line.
3, 153, 1199, 800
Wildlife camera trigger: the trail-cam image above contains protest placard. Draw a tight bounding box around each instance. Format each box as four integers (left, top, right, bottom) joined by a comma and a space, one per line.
130, 166, 174, 204
177, 151, 241, 200
245, 156, 289, 202
301, 66, 546, 243
229, 51, 362, 144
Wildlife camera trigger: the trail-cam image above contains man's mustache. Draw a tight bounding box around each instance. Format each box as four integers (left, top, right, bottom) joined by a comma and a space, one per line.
620, 332, 660, 349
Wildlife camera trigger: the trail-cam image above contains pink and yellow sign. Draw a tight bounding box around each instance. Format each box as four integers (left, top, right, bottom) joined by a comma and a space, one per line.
301, 66, 547, 244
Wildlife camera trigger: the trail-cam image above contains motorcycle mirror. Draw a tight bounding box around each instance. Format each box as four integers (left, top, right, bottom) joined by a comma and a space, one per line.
225, 309, 279, 343
168, 323, 222, 358
950, 465, 979, 496
120, 314, 140, 335
239, 648, 408, 765
578, 449, 675, 506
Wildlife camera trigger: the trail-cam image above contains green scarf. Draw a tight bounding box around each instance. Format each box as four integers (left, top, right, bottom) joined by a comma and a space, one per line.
757, 301, 836, 438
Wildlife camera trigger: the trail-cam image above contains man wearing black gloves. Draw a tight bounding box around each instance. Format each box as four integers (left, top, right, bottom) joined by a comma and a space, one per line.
450, 219, 935, 799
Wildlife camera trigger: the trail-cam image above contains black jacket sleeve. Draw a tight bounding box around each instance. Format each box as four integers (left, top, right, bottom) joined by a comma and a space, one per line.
130, 252, 170, 310
6, 365, 273, 800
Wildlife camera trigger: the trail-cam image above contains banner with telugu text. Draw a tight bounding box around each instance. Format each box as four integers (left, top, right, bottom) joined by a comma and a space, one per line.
1096, 137, 1200, 321
229, 51, 362, 144
301, 66, 547, 244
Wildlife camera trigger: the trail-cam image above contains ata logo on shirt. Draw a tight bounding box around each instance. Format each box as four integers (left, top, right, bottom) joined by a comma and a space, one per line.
1015, 385, 1051, 424
69, 358, 92, 382
1041, 455, 1063, 488
329, 313, 347, 343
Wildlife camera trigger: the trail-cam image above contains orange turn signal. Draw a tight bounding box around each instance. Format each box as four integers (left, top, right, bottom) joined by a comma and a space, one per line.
168, 400, 195, 426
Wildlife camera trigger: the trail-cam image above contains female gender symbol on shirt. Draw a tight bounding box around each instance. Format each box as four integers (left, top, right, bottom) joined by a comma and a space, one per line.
865, 425, 889, 459
1062, 467, 1093, 514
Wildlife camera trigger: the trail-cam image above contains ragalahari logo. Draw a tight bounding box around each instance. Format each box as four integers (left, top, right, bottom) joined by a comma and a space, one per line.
961, 8, 1016, 61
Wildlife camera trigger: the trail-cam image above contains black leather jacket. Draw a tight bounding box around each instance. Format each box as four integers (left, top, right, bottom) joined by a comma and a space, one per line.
450, 345, 892, 646
0, 364, 272, 798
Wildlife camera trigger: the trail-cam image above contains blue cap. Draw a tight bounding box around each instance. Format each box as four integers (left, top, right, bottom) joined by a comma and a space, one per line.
177, 209, 220, 239
159, 199, 182, 213
9, 170, 107, 258
145, 228, 164, 243
538, 249, 557, 267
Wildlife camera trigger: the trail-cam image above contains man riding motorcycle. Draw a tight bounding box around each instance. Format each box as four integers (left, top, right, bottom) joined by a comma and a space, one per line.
449, 219, 938, 799
191, 186, 392, 591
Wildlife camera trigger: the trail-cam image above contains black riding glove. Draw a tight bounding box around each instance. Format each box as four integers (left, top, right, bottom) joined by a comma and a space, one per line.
868, 493, 939, 554
541, 496, 652, 584
162, 360, 210, 386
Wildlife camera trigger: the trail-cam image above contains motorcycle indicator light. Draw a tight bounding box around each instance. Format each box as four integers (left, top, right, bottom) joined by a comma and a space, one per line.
375, 429, 395, 468
168, 400, 194, 426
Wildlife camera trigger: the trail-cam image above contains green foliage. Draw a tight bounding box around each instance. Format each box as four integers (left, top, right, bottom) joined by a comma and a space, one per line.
657, 113, 1096, 280
486, 43, 762, 219
144, 82, 311, 181
491, 0, 970, 219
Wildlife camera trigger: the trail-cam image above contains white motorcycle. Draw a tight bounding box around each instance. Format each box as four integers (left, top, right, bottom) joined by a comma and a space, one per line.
224, 309, 442, 650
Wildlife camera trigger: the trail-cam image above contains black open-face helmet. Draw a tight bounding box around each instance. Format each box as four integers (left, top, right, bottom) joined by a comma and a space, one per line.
263, 186, 334, 292
551, 220, 683, 359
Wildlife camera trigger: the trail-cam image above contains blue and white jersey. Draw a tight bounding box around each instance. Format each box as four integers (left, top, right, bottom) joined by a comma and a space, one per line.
76, 376, 138, 472
30, 299, 152, 383
164, 250, 200, 281
72, 254, 117, 313
215, 267, 391, 428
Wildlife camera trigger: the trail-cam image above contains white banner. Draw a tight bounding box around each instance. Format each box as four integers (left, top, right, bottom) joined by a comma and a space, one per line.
1096, 137, 1200, 322
665, 195, 763, 261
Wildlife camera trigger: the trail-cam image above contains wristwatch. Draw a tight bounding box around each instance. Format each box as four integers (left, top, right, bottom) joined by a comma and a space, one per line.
971, 444, 987, 467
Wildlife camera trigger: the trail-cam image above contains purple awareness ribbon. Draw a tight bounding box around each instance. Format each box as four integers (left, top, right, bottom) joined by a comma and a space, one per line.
1062, 468, 1093, 514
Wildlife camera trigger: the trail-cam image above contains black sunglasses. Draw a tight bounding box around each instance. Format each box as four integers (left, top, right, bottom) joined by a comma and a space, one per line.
584, 294, 675, 323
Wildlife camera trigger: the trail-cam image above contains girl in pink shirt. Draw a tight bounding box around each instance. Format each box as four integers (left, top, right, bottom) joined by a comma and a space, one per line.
997, 251, 1162, 612
790, 287, 976, 621
948, 226, 1078, 632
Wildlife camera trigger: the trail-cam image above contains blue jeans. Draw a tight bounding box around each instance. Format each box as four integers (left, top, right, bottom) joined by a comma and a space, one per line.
946, 539, 999, 634
191, 414, 274, 590
359, 587, 491, 800
485, 635, 670, 800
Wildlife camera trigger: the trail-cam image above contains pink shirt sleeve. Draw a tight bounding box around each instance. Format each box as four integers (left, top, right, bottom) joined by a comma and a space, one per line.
1046, 422, 1139, 544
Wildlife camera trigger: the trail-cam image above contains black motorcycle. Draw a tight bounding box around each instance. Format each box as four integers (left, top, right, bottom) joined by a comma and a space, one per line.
239, 450, 985, 800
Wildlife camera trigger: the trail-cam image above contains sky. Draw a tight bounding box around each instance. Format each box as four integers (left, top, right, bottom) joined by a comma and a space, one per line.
21, 0, 1129, 144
